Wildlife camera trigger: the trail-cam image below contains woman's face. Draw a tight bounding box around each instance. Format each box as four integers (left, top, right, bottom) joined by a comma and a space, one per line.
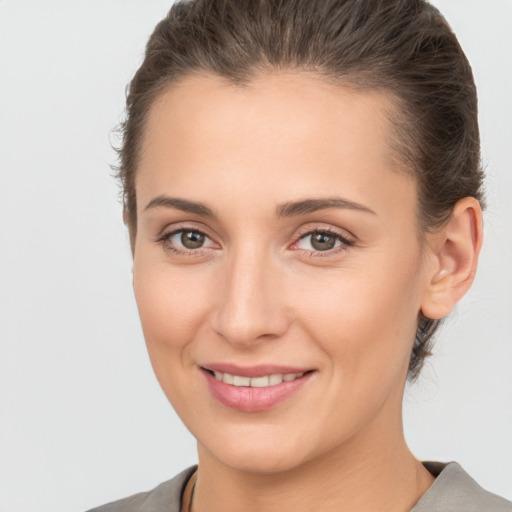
133, 72, 432, 473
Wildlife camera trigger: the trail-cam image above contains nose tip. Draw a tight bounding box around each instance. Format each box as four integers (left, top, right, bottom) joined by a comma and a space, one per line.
210, 257, 290, 346
213, 316, 283, 345
212, 290, 290, 346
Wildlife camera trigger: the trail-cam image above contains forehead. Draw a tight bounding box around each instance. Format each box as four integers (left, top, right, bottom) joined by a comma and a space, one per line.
137, 72, 416, 221
141, 71, 397, 165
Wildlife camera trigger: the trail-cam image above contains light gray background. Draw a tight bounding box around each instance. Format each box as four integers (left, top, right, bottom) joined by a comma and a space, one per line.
0, 1, 511, 511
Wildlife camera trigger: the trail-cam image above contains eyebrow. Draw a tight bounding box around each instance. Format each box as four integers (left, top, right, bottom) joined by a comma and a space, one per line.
143, 195, 376, 218
144, 196, 216, 217
276, 197, 376, 217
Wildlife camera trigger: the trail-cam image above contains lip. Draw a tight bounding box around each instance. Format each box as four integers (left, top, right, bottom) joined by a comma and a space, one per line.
200, 365, 315, 412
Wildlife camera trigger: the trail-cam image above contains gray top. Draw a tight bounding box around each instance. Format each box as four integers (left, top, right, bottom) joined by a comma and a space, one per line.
87, 462, 511, 512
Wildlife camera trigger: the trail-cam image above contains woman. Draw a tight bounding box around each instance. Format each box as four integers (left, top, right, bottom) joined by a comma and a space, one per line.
88, 0, 511, 510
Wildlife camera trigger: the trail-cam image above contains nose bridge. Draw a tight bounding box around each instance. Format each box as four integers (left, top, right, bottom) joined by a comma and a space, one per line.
211, 241, 287, 345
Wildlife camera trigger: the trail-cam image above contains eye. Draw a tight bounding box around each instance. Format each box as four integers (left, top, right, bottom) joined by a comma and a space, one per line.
294, 229, 354, 253
177, 230, 207, 249
156, 228, 217, 253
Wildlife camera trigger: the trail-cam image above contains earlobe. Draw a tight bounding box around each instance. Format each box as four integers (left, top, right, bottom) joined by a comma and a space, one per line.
421, 197, 483, 320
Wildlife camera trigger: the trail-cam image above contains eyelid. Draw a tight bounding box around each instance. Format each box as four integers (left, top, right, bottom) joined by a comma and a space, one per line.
153, 222, 355, 256
154, 221, 216, 241
289, 224, 356, 255
292, 223, 355, 244
154, 223, 220, 253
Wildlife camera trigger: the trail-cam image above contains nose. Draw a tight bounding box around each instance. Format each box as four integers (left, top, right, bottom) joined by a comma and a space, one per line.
210, 247, 290, 346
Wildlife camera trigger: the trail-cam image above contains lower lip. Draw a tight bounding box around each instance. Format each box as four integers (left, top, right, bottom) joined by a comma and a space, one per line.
202, 369, 314, 412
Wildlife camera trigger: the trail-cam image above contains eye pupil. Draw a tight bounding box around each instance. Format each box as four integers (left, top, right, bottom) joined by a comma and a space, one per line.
311, 232, 336, 251
181, 230, 205, 249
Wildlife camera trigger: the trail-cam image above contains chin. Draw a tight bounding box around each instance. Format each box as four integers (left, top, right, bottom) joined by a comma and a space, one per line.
212, 447, 307, 475
197, 423, 320, 475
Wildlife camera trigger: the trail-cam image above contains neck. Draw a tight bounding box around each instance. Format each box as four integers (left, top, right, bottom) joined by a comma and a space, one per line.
191, 409, 434, 512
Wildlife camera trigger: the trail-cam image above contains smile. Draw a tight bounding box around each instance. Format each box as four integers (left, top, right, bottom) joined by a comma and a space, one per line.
210, 371, 305, 387
201, 365, 315, 412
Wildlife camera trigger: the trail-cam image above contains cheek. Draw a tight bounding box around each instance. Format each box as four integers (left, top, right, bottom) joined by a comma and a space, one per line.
289, 254, 422, 381
283, 260, 422, 445
132, 255, 218, 420
132, 256, 213, 357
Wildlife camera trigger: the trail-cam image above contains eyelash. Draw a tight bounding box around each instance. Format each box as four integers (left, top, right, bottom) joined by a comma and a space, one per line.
154, 226, 214, 256
154, 226, 355, 257
293, 228, 355, 258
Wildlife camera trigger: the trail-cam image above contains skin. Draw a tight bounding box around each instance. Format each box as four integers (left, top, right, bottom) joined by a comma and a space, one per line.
132, 72, 482, 512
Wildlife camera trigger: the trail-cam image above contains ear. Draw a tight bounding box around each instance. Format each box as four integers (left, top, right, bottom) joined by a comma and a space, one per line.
420, 197, 483, 320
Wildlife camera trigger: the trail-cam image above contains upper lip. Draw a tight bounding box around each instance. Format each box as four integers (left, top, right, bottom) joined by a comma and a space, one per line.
201, 363, 314, 378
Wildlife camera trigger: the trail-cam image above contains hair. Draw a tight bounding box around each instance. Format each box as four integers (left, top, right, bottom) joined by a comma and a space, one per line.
115, 0, 484, 381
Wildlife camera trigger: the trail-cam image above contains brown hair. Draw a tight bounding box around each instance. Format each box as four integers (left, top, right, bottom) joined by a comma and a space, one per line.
116, 0, 484, 380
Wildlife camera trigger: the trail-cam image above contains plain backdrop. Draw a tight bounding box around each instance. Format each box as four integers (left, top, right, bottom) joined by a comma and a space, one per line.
0, 1, 511, 511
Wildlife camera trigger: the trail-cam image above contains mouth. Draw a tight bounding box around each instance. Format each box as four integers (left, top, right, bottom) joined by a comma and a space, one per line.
200, 365, 316, 412
202, 367, 312, 387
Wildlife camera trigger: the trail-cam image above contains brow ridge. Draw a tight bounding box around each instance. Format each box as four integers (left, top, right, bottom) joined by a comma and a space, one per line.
144, 195, 375, 218
144, 195, 216, 218
277, 197, 376, 217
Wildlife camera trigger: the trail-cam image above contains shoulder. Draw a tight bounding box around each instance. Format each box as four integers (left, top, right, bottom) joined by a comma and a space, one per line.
85, 466, 197, 512
412, 461, 511, 512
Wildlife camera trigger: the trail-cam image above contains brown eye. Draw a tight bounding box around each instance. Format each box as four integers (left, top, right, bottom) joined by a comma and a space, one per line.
295, 229, 352, 254
181, 230, 205, 249
310, 232, 337, 251
156, 227, 217, 254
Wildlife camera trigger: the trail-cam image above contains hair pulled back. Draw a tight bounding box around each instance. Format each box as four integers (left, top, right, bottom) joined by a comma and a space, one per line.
117, 0, 484, 380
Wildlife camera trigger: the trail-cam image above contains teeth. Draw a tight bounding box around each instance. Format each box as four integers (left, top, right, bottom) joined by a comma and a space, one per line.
211, 371, 304, 387
250, 376, 269, 388
269, 374, 283, 385
233, 375, 251, 386
222, 373, 234, 384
